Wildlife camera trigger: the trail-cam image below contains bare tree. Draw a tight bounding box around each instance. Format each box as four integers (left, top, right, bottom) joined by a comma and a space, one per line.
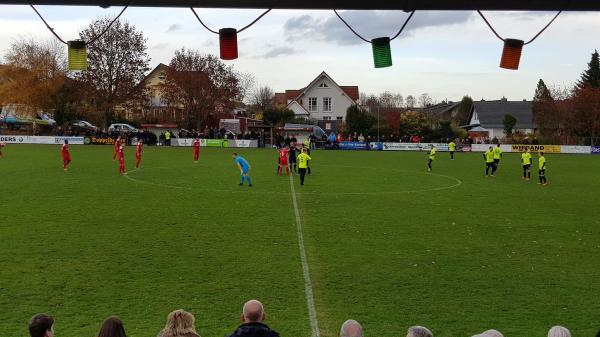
75, 17, 150, 127
418, 93, 433, 107
0, 38, 66, 117
249, 85, 275, 113
161, 48, 240, 129
405, 95, 416, 108
236, 71, 255, 105
378, 91, 404, 108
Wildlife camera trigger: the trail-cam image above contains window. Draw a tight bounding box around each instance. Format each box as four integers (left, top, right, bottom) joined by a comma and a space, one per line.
308, 97, 317, 112
336, 117, 343, 121
323, 116, 332, 120
323, 97, 332, 112
318, 82, 329, 88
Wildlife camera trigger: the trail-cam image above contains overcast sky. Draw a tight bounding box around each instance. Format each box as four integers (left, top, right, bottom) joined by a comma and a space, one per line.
1, 5, 599, 102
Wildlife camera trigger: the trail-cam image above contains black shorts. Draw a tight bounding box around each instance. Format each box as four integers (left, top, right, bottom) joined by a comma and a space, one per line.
539, 169, 546, 175
494, 159, 500, 164
523, 164, 531, 170
486, 162, 494, 168
450, 151, 455, 154
290, 157, 297, 163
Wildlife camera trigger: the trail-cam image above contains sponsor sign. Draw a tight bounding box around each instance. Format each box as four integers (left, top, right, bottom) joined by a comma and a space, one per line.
85, 136, 116, 145
205, 139, 229, 147
369, 142, 383, 151
560, 145, 591, 154
461, 146, 472, 152
0, 136, 84, 145
339, 141, 369, 150
382, 142, 450, 151
591, 146, 600, 154
171, 138, 195, 147
228, 139, 258, 148
511, 144, 561, 153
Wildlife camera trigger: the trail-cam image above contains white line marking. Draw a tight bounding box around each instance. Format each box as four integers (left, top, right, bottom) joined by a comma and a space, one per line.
289, 174, 320, 337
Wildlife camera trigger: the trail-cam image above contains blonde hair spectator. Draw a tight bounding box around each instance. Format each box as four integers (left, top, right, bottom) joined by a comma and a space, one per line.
548, 326, 571, 337
157, 310, 200, 337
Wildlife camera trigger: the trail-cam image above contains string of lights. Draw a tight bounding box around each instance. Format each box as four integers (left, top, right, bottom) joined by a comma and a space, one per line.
333, 9, 415, 68
477, 10, 562, 70
30, 4, 129, 70
190, 7, 272, 60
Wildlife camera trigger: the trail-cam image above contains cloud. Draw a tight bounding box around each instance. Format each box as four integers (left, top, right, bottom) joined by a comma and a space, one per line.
284, 11, 474, 45
263, 46, 299, 58
166, 24, 182, 32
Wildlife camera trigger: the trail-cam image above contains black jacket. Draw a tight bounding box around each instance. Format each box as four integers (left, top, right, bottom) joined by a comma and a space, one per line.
226, 322, 281, 337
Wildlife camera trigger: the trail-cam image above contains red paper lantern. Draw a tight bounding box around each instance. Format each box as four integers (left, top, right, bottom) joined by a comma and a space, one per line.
500, 38, 524, 70
219, 28, 238, 60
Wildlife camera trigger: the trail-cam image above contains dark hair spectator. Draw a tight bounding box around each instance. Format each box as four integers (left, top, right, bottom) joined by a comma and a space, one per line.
96, 316, 127, 337
28, 314, 54, 337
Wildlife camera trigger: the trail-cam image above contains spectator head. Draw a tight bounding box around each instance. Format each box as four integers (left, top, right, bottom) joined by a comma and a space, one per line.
472, 329, 503, 337
241, 299, 265, 323
159, 309, 198, 337
96, 316, 127, 337
28, 314, 54, 337
548, 326, 571, 337
339, 320, 363, 337
407, 326, 433, 337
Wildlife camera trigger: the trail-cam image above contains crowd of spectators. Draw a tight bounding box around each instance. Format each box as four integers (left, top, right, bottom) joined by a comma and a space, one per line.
27, 301, 582, 337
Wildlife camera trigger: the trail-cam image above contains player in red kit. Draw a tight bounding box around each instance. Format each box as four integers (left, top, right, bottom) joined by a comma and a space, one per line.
112, 135, 121, 161
118, 143, 126, 175
61, 140, 71, 171
278, 146, 290, 175
0, 142, 5, 158
135, 140, 143, 169
193, 138, 201, 163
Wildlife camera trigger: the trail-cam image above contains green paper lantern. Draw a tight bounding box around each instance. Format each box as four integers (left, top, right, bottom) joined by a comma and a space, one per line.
68, 40, 87, 71
371, 37, 392, 68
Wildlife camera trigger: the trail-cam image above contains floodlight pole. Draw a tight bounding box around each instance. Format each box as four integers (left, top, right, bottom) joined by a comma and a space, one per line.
377, 106, 380, 142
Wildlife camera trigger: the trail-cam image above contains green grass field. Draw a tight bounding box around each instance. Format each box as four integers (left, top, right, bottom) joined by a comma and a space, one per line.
1, 145, 599, 337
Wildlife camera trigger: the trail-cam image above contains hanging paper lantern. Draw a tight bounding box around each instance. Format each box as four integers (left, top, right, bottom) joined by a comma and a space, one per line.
219, 28, 238, 60
68, 40, 87, 71
500, 38, 524, 70
371, 37, 392, 68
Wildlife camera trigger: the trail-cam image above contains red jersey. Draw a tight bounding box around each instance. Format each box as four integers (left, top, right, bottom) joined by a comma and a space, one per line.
193, 139, 200, 150
61, 144, 70, 158
135, 143, 142, 158
279, 148, 289, 163
114, 137, 121, 150
118, 145, 125, 161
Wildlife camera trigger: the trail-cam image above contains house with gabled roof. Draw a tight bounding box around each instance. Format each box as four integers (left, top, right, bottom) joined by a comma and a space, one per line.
464, 98, 534, 139
274, 71, 359, 127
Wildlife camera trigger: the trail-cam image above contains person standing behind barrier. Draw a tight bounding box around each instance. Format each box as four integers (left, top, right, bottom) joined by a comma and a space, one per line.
297, 148, 312, 186
165, 130, 172, 146
96, 316, 128, 337
193, 138, 201, 163
28, 314, 54, 337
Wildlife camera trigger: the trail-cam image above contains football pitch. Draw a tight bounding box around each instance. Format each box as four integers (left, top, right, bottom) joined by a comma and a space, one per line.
1, 145, 599, 337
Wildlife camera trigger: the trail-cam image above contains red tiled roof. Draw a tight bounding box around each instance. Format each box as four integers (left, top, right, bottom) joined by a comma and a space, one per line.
274, 93, 287, 106
286, 89, 303, 100
340, 86, 359, 101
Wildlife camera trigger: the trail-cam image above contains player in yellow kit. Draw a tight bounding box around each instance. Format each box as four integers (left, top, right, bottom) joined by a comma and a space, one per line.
484, 146, 495, 177
427, 145, 436, 172
538, 151, 547, 186
448, 140, 456, 160
521, 149, 532, 180
297, 148, 312, 186
491, 143, 503, 175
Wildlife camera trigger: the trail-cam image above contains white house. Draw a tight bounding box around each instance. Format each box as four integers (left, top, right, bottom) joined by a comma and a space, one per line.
274, 71, 359, 129
465, 99, 534, 140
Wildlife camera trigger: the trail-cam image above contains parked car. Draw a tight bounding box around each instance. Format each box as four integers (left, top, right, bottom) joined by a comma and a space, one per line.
108, 123, 139, 133
70, 120, 97, 131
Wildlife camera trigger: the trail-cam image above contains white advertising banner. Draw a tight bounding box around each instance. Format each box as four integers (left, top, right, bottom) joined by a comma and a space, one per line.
382, 142, 450, 151
471, 144, 510, 152
0, 136, 84, 145
171, 138, 195, 147
560, 145, 591, 154
228, 139, 258, 148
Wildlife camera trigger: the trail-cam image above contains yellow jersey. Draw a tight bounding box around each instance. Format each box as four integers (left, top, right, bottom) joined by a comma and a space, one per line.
521, 152, 532, 165
298, 153, 311, 169
493, 146, 503, 159
449, 142, 456, 151
428, 148, 436, 160
484, 150, 495, 163
539, 156, 546, 170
